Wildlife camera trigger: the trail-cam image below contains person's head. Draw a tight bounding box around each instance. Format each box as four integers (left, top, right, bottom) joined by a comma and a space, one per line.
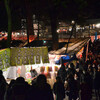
98, 66, 100, 71
15, 77, 25, 84
68, 74, 74, 80
61, 61, 65, 68
68, 64, 71, 68
92, 64, 96, 68
37, 74, 47, 84
74, 73, 78, 80
76, 60, 79, 63
56, 76, 62, 82
88, 67, 92, 72
9, 79, 15, 87
0, 70, 3, 75
32, 69, 36, 72
84, 74, 90, 83
76, 68, 79, 72
88, 64, 91, 68
70, 63, 75, 69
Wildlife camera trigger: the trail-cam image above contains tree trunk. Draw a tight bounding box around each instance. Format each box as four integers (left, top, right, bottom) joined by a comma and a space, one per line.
65, 22, 76, 53
4, 0, 12, 48
51, 16, 59, 50
25, 0, 33, 44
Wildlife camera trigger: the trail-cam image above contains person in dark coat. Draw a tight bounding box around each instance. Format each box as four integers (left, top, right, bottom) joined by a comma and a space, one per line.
94, 67, 100, 99
27, 74, 54, 100
80, 72, 92, 100
0, 70, 8, 100
57, 64, 67, 83
67, 74, 79, 100
10, 77, 30, 100
53, 76, 65, 100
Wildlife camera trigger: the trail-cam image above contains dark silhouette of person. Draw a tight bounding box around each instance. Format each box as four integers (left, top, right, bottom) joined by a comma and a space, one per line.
67, 74, 79, 100
0, 70, 7, 83
81, 72, 92, 100
57, 63, 67, 83
0, 70, 8, 100
10, 77, 30, 100
30, 69, 38, 84
94, 67, 100, 99
27, 74, 54, 100
53, 76, 65, 100
5, 79, 16, 100
30, 69, 38, 79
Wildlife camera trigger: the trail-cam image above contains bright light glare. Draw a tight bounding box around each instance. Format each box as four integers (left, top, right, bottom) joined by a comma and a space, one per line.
57, 29, 60, 33
72, 20, 75, 24
96, 23, 100, 28
17, 33, 20, 35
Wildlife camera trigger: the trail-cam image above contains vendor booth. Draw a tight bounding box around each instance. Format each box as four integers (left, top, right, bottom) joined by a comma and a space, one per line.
0, 38, 90, 87
0, 47, 60, 87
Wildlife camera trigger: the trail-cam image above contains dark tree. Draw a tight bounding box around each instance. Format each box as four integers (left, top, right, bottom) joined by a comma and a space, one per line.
4, 0, 12, 47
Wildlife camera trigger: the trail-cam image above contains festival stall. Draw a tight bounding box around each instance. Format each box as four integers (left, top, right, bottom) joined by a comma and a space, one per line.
0, 47, 60, 86
0, 38, 90, 86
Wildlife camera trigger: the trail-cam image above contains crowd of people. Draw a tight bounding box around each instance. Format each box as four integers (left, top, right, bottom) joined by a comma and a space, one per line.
0, 39, 100, 100
56, 39, 100, 100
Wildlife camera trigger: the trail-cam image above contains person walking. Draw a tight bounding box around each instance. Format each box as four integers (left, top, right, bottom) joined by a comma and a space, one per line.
53, 76, 65, 100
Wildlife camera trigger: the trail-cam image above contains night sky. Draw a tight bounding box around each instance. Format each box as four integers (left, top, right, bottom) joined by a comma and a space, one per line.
0, 0, 100, 31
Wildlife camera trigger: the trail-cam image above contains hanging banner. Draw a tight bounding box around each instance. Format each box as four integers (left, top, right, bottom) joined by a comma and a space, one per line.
0, 48, 10, 70
35, 47, 42, 64
42, 47, 49, 63
22, 48, 29, 65
10, 47, 49, 66
30, 47, 35, 64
